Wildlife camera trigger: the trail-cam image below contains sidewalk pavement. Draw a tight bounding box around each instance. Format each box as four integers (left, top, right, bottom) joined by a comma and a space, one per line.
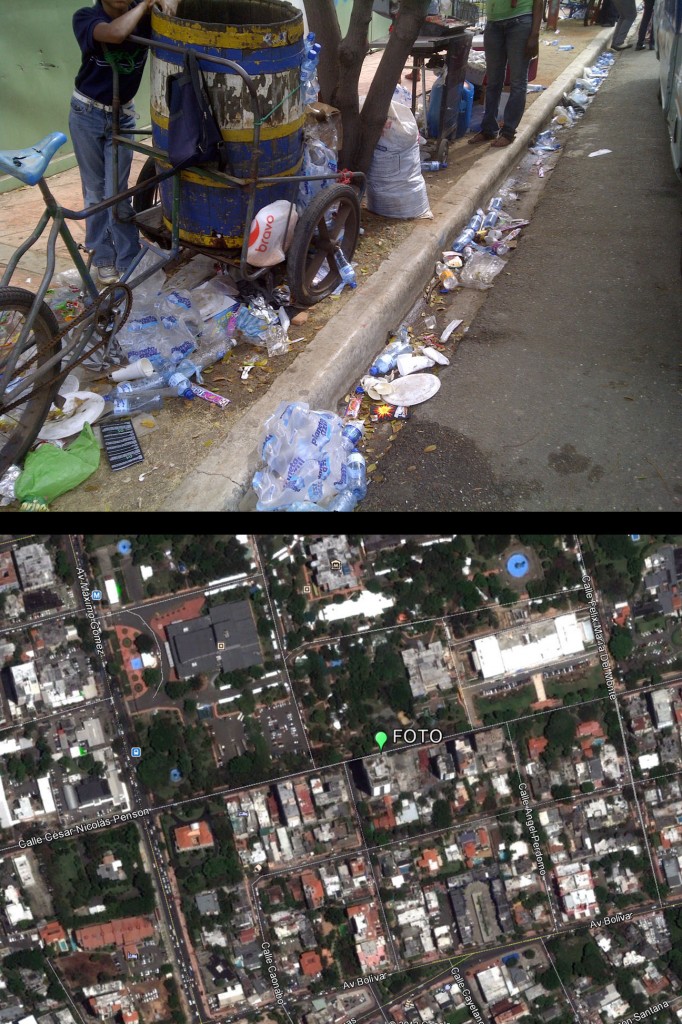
0, 19, 612, 512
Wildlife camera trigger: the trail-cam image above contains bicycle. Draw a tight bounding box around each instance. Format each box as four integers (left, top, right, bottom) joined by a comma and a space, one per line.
0, 130, 178, 478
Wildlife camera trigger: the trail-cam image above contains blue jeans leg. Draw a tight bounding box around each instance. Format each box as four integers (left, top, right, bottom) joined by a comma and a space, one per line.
481, 15, 533, 140
68, 99, 140, 271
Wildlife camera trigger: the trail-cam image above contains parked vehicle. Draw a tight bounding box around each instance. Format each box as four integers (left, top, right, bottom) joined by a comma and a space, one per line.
655, 0, 682, 177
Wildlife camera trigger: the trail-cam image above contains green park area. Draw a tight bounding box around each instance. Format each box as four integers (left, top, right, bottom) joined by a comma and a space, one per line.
35, 823, 153, 928
475, 684, 535, 727
134, 712, 216, 798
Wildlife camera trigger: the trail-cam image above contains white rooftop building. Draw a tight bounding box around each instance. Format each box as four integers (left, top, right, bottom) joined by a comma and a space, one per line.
473, 613, 593, 679
13, 544, 56, 590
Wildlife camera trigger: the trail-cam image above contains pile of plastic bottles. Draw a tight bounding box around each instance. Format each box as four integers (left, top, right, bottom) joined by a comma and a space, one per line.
253, 401, 368, 512
104, 338, 230, 416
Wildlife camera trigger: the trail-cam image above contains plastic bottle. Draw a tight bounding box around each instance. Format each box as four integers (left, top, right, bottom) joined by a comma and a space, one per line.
468, 209, 485, 233
434, 261, 459, 292
369, 335, 413, 376
452, 226, 476, 251
340, 422, 365, 451
174, 339, 230, 383
334, 249, 357, 290
421, 160, 448, 172
300, 39, 321, 106
106, 393, 164, 417
346, 451, 368, 500
326, 489, 361, 512
154, 290, 201, 335
113, 372, 168, 395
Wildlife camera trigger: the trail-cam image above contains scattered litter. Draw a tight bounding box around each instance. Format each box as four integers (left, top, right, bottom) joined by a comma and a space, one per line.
588, 149, 612, 157
380, 373, 441, 407
370, 403, 411, 421
441, 318, 463, 342
100, 419, 144, 472
460, 251, 507, 289
423, 346, 450, 365
15, 422, 100, 509
37, 391, 105, 441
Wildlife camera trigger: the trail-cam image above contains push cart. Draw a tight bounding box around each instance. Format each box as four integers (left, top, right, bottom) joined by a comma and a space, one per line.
119, 1, 366, 308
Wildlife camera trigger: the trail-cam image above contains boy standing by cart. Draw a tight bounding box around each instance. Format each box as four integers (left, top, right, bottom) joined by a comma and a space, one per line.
70, 0, 155, 285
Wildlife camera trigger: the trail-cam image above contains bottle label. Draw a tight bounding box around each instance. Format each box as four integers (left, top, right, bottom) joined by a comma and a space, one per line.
129, 315, 157, 331
286, 456, 306, 490
117, 383, 133, 393
167, 291, 191, 309
113, 399, 128, 414
310, 418, 333, 448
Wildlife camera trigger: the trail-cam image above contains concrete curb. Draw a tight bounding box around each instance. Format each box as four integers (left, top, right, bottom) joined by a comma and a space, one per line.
161, 26, 613, 512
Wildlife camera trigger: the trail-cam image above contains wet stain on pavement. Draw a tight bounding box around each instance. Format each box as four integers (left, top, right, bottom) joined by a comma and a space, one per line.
548, 444, 592, 475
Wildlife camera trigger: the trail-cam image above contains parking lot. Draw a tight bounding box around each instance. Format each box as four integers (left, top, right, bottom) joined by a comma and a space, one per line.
211, 713, 247, 765
256, 700, 304, 755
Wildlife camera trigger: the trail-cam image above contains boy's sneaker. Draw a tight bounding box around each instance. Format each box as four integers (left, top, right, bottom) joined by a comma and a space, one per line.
96, 265, 118, 285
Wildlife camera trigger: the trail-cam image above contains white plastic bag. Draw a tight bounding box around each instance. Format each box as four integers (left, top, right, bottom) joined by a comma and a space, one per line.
362, 98, 432, 220
247, 201, 298, 268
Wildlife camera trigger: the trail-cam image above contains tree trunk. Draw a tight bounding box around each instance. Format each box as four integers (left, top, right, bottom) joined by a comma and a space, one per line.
303, 0, 430, 174
353, 0, 432, 173
303, 0, 341, 104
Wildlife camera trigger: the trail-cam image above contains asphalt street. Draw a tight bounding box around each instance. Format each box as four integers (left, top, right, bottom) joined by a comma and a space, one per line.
363, 49, 682, 512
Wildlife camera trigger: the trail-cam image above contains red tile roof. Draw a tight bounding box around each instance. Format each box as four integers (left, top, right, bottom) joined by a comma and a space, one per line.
75, 916, 154, 951
174, 821, 214, 850
300, 951, 323, 976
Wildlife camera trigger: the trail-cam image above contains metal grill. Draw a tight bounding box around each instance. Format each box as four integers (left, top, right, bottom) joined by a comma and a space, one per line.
448, 0, 487, 27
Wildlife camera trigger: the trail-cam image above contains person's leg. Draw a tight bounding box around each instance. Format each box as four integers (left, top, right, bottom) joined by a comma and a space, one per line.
103, 107, 141, 273
479, 19, 507, 137
68, 98, 116, 269
636, 0, 654, 46
498, 14, 533, 140
611, 0, 637, 47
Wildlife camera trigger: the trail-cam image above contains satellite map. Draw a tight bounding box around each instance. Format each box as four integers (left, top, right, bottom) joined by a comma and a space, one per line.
1, 534, 682, 1024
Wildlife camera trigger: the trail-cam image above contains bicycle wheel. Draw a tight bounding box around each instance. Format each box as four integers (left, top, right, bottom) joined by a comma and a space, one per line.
0, 287, 62, 477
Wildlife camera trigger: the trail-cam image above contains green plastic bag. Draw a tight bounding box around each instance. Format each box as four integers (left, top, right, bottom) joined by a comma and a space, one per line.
15, 422, 100, 508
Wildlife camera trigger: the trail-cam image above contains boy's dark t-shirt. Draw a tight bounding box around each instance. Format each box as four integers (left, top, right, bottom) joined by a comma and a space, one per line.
73, 1, 151, 106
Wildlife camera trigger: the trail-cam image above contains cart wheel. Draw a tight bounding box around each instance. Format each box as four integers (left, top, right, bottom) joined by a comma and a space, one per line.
133, 156, 171, 249
287, 184, 361, 307
435, 138, 449, 164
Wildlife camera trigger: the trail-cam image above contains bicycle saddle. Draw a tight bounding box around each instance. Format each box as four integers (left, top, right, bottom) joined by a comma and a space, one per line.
0, 132, 68, 186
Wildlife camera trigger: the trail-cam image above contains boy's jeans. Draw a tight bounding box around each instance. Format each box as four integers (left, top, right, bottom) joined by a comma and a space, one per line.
68, 96, 140, 271
481, 13, 534, 140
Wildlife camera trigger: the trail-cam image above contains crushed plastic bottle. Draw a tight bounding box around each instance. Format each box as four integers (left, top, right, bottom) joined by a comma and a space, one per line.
421, 160, 448, 171
106, 393, 164, 416
369, 332, 413, 376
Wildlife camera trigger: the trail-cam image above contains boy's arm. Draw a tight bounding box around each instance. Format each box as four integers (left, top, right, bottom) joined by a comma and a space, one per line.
93, 0, 155, 45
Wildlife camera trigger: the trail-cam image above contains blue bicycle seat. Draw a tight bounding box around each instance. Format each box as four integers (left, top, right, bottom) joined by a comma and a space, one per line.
0, 132, 68, 186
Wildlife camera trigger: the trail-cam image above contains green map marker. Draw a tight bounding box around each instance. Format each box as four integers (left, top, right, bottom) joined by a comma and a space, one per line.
375, 731, 388, 751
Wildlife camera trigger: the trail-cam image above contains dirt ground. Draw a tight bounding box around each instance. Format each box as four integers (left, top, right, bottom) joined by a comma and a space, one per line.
59, 951, 121, 988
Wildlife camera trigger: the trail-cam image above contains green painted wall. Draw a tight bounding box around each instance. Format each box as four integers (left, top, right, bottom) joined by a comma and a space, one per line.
0, 0, 151, 194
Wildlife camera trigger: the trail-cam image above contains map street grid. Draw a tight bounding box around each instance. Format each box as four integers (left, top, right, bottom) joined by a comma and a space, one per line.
1, 533, 681, 1024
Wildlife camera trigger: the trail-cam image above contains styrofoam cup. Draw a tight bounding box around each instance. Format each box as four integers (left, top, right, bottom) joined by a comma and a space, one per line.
111, 357, 154, 382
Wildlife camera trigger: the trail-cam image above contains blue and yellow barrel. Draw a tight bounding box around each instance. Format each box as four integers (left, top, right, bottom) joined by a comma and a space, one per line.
150, 0, 305, 248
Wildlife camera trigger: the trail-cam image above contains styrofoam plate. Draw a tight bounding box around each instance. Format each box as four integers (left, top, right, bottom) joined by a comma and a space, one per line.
381, 372, 441, 406
37, 391, 105, 440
